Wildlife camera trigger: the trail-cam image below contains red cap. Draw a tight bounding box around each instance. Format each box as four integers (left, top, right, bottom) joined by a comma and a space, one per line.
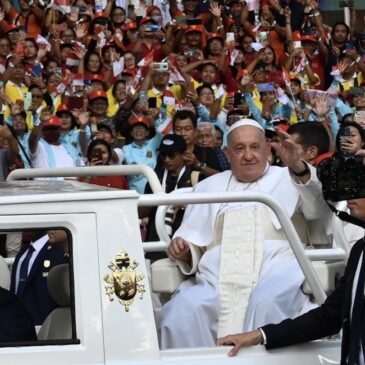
6, 24, 19, 33
292, 31, 301, 41
129, 116, 151, 128
43, 116, 62, 128
300, 34, 317, 43
56, 103, 72, 115
89, 89, 108, 101
139, 17, 157, 26
94, 12, 108, 20
207, 33, 223, 42
186, 25, 203, 34
123, 22, 138, 31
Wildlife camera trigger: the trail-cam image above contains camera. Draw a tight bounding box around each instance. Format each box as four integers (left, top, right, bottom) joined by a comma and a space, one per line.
144, 24, 160, 32
317, 126, 365, 201
151, 62, 169, 72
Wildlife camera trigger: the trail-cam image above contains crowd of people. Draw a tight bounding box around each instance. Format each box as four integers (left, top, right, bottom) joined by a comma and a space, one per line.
0, 0, 365, 361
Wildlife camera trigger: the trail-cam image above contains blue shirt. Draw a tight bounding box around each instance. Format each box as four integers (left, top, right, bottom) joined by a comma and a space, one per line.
122, 134, 163, 193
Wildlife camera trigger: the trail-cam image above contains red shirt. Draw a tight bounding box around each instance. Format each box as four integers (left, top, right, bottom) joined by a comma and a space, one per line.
89, 176, 129, 189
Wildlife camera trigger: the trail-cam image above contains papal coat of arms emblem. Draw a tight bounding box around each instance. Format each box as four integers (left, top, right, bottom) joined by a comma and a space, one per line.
104, 250, 145, 311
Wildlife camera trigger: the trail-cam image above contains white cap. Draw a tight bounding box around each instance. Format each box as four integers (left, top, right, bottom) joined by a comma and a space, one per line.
227, 118, 265, 136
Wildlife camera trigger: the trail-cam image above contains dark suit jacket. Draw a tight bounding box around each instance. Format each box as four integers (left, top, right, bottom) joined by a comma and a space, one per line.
262, 238, 365, 365
0, 287, 37, 342
10, 241, 66, 325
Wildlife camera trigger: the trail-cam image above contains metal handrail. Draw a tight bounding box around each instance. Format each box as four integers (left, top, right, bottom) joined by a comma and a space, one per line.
139, 191, 327, 305
7, 166, 164, 193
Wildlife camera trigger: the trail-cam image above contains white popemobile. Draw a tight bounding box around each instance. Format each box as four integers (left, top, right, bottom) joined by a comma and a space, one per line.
0, 165, 347, 365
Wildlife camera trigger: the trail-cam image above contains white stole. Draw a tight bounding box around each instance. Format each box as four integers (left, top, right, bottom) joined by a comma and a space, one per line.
217, 206, 265, 338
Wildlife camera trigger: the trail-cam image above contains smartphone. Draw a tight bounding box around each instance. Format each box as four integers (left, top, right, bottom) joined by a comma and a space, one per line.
67, 96, 83, 110
339, 0, 354, 7
151, 62, 169, 72
187, 18, 203, 26
148, 97, 157, 109
184, 50, 201, 58
79, 5, 87, 12
144, 24, 160, 32
294, 41, 302, 49
32, 64, 42, 78
233, 92, 244, 107
90, 123, 98, 133
24, 92, 32, 111
0, 114, 4, 126
92, 148, 103, 161
127, 4, 135, 17
226, 32, 235, 44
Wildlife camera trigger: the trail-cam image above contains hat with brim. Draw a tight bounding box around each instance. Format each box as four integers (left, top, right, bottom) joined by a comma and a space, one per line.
89, 89, 108, 101
158, 134, 187, 154
43, 116, 62, 128
98, 121, 116, 138
56, 103, 73, 116
129, 116, 151, 129
186, 25, 203, 34
207, 33, 223, 43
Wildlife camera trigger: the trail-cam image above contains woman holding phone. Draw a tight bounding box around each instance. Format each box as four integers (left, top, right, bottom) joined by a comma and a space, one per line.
83, 138, 128, 189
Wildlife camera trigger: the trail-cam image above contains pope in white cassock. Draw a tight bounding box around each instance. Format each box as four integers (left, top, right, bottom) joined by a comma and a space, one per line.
158, 119, 331, 349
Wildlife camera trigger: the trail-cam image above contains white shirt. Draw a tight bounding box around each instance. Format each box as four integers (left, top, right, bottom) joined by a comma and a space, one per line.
15, 234, 49, 293
30, 142, 75, 169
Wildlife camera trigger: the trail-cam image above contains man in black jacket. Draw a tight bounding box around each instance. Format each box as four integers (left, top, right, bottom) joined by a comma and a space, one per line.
218, 197, 365, 364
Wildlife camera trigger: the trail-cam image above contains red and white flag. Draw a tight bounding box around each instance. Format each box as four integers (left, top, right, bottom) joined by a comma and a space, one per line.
137, 52, 154, 67
72, 72, 84, 86
55, 0, 72, 14
66, 52, 80, 67
282, 67, 291, 86
36, 35, 51, 52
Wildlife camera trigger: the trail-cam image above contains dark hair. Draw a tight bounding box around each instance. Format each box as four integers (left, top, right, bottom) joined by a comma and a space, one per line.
28, 84, 42, 93
198, 62, 218, 73
87, 138, 112, 163
112, 79, 126, 98
172, 110, 197, 129
287, 122, 330, 156
262, 45, 277, 66
331, 22, 350, 39
196, 84, 214, 96
84, 51, 102, 74
335, 121, 365, 151
25, 37, 38, 50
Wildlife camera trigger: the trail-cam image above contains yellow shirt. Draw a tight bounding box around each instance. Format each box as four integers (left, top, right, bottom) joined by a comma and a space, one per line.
4, 81, 28, 104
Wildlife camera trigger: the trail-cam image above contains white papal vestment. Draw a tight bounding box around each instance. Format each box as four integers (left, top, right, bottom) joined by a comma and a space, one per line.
159, 165, 331, 349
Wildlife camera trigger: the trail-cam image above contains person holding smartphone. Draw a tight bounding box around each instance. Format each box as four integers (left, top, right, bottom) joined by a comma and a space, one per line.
83, 138, 128, 189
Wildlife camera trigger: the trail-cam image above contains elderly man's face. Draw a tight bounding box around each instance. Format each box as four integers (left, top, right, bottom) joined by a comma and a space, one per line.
225, 126, 269, 183
197, 126, 215, 148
